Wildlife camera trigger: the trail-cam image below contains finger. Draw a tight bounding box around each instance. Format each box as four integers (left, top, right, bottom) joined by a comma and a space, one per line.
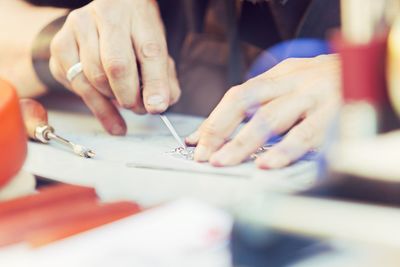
168, 57, 181, 105
131, 1, 170, 113
50, 24, 126, 135
74, 76, 127, 136
49, 57, 70, 89
72, 10, 113, 98
208, 94, 313, 166
96, 6, 140, 109
255, 105, 333, 169
192, 76, 297, 162
190, 57, 329, 160
192, 87, 252, 162
19, 99, 48, 139
185, 130, 200, 146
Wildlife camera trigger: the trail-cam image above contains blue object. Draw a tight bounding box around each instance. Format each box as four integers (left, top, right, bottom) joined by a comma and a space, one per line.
246, 38, 331, 80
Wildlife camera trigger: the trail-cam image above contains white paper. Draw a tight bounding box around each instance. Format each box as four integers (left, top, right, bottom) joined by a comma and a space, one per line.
23, 110, 318, 206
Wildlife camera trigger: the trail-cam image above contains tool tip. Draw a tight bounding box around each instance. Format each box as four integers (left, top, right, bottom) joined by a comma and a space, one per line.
73, 145, 95, 158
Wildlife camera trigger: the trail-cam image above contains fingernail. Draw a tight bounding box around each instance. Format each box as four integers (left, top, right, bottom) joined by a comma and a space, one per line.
194, 145, 212, 162
111, 123, 125, 136
255, 159, 270, 170
185, 138, 196, 146
185, 132, 199, 145
147, 94, 166, 108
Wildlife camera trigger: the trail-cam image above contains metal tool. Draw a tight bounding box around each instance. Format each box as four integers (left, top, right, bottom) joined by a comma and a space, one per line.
20, 99, 95, 159
34, 125, 95, 158
159, 113, 187, 149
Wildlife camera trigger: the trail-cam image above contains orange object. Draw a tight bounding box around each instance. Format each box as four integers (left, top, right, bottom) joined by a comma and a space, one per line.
0, 183, 141, 247
28, 201, 141, 247
0, 192, 98, 247
0, 79, 27, 188
0, 184, 96, 218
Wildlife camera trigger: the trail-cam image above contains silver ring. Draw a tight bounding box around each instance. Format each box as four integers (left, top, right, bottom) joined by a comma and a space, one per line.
66, 62, 83, 82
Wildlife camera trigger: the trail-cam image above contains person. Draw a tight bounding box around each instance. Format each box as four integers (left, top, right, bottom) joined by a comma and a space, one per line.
0, 0, 341, 169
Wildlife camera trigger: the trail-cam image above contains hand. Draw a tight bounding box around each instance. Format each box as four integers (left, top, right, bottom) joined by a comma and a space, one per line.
49, 0, 180, 135
186, 55, 341, 169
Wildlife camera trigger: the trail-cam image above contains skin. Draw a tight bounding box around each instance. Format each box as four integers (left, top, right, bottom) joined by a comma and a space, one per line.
0, 0, 67, 97
186, 54, 341, 169
49, 0, 180, 136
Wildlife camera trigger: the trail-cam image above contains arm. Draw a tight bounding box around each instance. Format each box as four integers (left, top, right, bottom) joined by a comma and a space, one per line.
0, 0, 67, 97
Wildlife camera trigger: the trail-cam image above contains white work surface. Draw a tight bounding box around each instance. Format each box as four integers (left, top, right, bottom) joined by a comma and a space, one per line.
23, 97, 319, 207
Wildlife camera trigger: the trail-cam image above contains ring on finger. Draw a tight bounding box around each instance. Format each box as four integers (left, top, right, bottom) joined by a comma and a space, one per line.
67, 62, 83, 83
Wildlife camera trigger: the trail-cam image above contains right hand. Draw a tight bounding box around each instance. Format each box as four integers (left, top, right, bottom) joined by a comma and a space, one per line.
49, 0, 180, 135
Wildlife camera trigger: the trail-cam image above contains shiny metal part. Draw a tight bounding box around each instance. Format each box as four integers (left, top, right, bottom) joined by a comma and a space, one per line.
160, 113, 187, 149
34, 124, 54, 143
34, 124, 95, 158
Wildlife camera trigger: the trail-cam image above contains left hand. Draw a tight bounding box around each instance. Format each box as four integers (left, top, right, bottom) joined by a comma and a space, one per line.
186, 55, 341, 169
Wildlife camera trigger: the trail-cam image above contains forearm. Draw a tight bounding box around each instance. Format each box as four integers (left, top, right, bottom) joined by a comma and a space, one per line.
0, 0, 67, 97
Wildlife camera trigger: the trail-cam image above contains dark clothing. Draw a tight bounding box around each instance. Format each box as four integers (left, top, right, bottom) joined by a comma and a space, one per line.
24, 0, 90, 8
25, 0, 340, 53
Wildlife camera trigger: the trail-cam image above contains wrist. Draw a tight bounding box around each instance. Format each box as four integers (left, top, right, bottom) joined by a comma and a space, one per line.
31, 15, 69, 93
0, 1, 67, 97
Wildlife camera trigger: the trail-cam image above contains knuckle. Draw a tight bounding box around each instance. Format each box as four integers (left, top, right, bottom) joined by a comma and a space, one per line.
140, 42, 165, 60
143, 77, 167, 91
224, 86, 242, 100
254, 108, 278, 130
66, 9, 84, 26
49, 59, 62, 79
224, 86, 243, 103
51, 68, 64, 83
223, 86, 249, 115
104, 59, 129, 79
292, 123, 316, 146
90, 72, 109, 88
201, 120, 222, 138
231, 137, 247, 149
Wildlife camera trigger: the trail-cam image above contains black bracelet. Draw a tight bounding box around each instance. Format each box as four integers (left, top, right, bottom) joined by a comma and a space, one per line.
31, 15, 68, 91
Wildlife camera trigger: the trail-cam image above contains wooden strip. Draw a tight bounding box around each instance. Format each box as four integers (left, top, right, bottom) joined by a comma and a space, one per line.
0, 184, 96, 217
27, 201, 141, 247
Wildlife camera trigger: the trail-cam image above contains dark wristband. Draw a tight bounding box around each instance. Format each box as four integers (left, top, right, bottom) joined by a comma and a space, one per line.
31, 15, 68, 91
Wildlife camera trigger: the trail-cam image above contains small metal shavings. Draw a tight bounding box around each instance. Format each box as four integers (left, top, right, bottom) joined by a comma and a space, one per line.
167, 145, 272, 161
250, 145, 272, 160
167, 146, 195, 160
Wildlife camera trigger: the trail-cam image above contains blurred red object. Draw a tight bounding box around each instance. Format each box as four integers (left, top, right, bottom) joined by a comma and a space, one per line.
0, 79, 27, 188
